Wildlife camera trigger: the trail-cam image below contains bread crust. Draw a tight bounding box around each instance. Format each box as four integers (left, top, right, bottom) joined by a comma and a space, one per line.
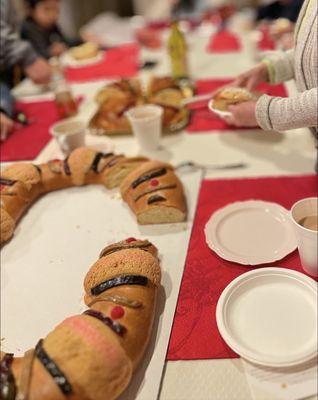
0, 148, 148, 244
7, 239, 161, 399
121, 161, 187, 224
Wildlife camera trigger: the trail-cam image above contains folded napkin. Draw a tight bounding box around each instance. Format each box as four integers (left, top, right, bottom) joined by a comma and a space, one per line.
187, 78, 287, 133
207, 30, 241, 53
167, 175, 317, 361
65, 43, 140, 83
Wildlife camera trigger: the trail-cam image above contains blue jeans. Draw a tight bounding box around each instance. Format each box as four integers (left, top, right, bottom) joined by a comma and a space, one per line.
0, 82, 14, 118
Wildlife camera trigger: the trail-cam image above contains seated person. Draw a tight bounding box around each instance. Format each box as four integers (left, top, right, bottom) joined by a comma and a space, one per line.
21, 0, 69, 59
0, 83, 14, 141
256, 0, 304, 23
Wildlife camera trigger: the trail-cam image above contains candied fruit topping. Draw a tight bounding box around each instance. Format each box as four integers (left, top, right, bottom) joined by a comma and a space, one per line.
150, 179, 159, 187
111, 306, 125, 320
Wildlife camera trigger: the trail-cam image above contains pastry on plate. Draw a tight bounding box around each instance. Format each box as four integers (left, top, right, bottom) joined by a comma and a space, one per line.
212, 87, 255, 112
90, 77, 191, 135
69, 42, 99, 61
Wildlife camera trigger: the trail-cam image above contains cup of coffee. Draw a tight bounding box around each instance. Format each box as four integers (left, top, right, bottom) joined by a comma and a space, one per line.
50, 119, 86, 155
291, 197, 318, 276
126, 105, 163, 152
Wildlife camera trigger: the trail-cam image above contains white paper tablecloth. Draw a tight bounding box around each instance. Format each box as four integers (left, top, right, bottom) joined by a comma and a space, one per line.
9, 17, 318, 400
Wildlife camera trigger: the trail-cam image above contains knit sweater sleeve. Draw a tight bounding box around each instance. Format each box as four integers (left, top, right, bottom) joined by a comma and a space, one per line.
255, 88, 318, 131
262, 50, 295, 84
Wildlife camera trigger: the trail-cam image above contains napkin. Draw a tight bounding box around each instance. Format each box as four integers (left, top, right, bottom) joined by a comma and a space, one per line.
167, 175, 317, 361
207, 30, 241, 53
65, 44, 140, 83
187, 78, 287, 133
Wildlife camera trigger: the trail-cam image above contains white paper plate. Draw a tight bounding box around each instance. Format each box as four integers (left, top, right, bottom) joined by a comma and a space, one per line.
216, 267, 318, 367
205, 200, 297, 265
208, 98, 232, 118
61, 50, 104, 68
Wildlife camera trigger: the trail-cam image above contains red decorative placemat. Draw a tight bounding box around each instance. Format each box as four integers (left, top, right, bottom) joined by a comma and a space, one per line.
1, 100, 58, 162
207, 30, 241, 53
258, 27, 275, 51
65, 44, 140, 83
187, 78, 287, 133
167, 175, 317, 361
1, 98, 83, 162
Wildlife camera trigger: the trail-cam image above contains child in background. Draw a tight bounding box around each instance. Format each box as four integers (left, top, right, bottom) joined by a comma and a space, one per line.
21, 0, 68, 59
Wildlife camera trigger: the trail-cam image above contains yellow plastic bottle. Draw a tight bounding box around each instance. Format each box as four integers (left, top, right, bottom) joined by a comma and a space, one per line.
168, 21, 189, 79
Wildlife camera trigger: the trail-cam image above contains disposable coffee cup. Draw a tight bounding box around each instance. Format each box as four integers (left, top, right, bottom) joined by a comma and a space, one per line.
126, 105, 163, 152
50, 119, 86, 155
291, 197, 318, 277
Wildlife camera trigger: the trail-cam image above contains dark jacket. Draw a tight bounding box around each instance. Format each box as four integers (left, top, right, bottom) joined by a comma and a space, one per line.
256, 0, 304, 23
21, 17, 68, 60
0, 0, 37, 71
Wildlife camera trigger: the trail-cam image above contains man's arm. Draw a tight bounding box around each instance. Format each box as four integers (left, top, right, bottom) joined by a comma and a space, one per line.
21, 20, 50, 59
0, 0, 38, 68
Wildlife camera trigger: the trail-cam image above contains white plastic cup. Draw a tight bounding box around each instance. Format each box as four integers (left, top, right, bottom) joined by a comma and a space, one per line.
291, 197, 318, 277
50, 119, 86, 155
126, 105, 163, 152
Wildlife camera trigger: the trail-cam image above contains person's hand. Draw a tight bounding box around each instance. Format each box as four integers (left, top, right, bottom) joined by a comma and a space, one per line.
231, 63, 269, 92
50, 42, 68, 57
24, 58, 52, 85
223, 101, 259, 128
277, 32, 294, 50
0, 112, 14, 141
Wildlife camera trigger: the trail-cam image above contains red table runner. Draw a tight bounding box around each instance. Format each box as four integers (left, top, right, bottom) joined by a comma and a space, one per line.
167, 175, 317, 361
65, 44, 140, 83
207, 30, 241, 53
187, 78, 287, 133
0, 99, 60, 162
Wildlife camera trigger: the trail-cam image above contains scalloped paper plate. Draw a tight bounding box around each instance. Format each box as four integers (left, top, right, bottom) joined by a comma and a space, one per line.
61, 50, 104, 68
205, 200, 297, 265
208, 98, 232, 118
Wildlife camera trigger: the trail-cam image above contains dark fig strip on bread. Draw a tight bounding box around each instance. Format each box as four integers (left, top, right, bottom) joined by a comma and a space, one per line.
131, 168, 167, 189
0, 353, 16, 400
134, 184, 176, 202
63, 158, 71, 176
0, 178, 16, 186
35, 340, 72, 396
91, 275, 148, 296
83, 310, 126, 336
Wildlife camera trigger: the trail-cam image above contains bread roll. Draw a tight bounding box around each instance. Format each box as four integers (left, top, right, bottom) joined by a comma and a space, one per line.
121, 160, 187, 224
4, 238, 161, 400
213, 87, 255, 111
0, 147, 148, 244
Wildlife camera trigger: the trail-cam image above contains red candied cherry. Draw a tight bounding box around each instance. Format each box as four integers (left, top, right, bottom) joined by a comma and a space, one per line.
126, 237, 137, 243
0, 185, 5, 191
111, 306, 125, 320
150, 179, 159, 187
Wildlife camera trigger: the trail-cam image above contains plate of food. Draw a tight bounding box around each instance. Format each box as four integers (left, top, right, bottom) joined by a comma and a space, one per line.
62, 42, 104, 67
89, 77, 193, 136
208, 87, 256, 118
